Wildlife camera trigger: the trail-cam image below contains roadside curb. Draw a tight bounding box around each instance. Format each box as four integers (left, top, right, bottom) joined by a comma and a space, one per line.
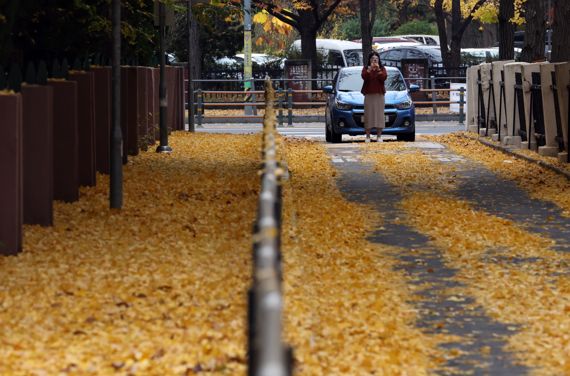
459, 133, 570, 181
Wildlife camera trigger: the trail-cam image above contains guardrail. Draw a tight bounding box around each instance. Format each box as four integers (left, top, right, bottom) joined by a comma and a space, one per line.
189, 77, 466, 125
248, 78, 293, 375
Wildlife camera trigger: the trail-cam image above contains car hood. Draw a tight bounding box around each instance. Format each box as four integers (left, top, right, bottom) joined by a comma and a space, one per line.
337, 90, 410, 105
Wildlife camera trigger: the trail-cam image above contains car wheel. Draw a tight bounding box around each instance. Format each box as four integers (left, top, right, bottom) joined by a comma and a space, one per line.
397, 132, 415, 142
331, 125, 342, 143
325, 109, 332, 142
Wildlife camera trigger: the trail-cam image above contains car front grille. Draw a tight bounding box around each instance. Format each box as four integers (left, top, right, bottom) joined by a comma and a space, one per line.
353, 112, 397, 128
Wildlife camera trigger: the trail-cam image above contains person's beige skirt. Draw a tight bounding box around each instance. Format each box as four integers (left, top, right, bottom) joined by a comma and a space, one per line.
364, 93, 385, 130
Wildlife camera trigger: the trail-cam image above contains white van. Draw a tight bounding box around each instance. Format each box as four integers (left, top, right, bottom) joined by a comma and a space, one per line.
290, 39, 363, 67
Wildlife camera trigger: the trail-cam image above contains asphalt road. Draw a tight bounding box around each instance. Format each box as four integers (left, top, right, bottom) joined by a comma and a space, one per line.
195, 121, 465, 140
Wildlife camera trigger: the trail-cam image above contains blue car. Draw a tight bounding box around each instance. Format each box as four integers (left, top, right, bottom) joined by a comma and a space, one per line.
323, 66, 419, 142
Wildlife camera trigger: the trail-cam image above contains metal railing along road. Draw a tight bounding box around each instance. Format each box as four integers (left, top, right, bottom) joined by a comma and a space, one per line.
188, 77, 467, 125
248, 79, 293, 376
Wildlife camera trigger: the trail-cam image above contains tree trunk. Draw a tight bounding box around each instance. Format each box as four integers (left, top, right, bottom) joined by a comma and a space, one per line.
189, 5, 201, 87
398, 0, 411, 26
434, 0, 450, 67
297, 10, 320, 83
498, 0, 515, 60
360, 0, 373, 60
551, 0, 570, 62
520, 0, 546, 62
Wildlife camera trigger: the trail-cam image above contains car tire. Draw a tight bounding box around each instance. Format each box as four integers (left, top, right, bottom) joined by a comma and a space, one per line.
331, 126, 342, 143
397, 132, 415, 142
325, 110, 332, 142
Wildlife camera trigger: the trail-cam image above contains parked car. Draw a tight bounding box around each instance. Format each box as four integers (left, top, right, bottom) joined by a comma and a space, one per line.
322, 66, 419, 142
392, 34, 440, 46
290, 39, 363, 67
353, 36, 416, 44
378, 45, 442, 66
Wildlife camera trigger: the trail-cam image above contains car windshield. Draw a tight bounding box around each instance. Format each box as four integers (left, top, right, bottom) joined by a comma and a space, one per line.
344, 49, 363, 66
337, 69, 407, 92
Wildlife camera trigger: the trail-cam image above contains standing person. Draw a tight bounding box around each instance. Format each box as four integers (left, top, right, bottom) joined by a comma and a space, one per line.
361, 51, 387, 142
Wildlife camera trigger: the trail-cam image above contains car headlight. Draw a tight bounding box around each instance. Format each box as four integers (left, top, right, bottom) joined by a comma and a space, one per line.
335, 99, 353, 111
395, 99, 412, 110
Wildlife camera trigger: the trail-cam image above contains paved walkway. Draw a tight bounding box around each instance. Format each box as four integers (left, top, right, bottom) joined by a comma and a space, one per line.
326, 137, 570, 375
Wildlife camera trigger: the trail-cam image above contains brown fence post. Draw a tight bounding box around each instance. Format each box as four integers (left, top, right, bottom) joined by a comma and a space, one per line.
0, 92, 23, 255
125, 67, 139, 156
153, 68, 160, 141
48, 79, 79, 202
69, 71, 97, 186
92, 66, 112, 174
21, 84, 54, 226
137, 67, 150, 150
146, 68, 157, 146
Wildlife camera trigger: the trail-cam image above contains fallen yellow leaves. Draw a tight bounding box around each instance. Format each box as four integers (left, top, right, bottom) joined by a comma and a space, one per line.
431, 133, 570, 216
402, 193, 570, 375
281, 138, 446, 375
364, 140, 570, 375
0, 133, 261, 375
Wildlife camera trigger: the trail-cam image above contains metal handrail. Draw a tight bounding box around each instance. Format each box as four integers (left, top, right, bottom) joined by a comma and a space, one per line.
248, 78, 292, 376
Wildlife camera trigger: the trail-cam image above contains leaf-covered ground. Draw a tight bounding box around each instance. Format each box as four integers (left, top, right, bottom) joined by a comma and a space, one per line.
363, 138, 570, 375
1, 133, 261, 375
281, 139, 447, 375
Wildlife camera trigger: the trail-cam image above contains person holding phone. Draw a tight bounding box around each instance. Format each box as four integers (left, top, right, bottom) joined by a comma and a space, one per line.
361, 51, 387, 142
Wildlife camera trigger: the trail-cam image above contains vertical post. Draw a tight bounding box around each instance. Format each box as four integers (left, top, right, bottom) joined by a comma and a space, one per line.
287, 88, 293, 127
156, 1, 172, 153
187, 0, 195, 132
430, 76, 437, 115
278, 87, 283, 128
459, 87, 465, 127
197, 88, 203, 127
110, 0, 123, 209
243, 0, 254, 115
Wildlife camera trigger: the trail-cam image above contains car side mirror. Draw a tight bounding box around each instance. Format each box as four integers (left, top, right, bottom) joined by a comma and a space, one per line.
409, 84, 420, 93
322, 85, 334, 94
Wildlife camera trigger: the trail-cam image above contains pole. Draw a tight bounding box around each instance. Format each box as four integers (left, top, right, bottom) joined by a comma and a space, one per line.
244, 0, 254, 115
187, 0, 195, 132
157, 1, 173, 153
110, 0, 123, 209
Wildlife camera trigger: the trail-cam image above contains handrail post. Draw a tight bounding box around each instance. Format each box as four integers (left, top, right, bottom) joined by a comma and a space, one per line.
197, 88, 203, 127
431, 76, 437, 115
278, 87, 284, 128
287, 88, 293, 127
459, 86, 465, 127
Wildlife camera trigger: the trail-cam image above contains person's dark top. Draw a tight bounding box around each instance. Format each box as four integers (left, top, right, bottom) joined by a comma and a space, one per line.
361, 66, 387, 95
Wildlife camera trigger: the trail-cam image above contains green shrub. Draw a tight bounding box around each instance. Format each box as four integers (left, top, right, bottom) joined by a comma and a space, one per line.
393, 20, 437, 36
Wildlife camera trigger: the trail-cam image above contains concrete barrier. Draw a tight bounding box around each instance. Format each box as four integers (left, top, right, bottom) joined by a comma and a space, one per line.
491, 60, 514, 142
554, 63, 570, 163
478, 63, 495, 136
502, 62, 529, 148
521, 63, 548, 150
21, 84, 54, 226
0, 93, 23, 255
539, 63, 567, 156
466, 66, 479, 133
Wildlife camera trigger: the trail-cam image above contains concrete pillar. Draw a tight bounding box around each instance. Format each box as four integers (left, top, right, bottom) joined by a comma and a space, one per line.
479, 63, 494, 136
502, 62, 529, 148
521, 63, 548, 150
491, 60, 514, 142
554, 63, 570, 163
539, 63, 567, 156
466, 66, 479, 133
